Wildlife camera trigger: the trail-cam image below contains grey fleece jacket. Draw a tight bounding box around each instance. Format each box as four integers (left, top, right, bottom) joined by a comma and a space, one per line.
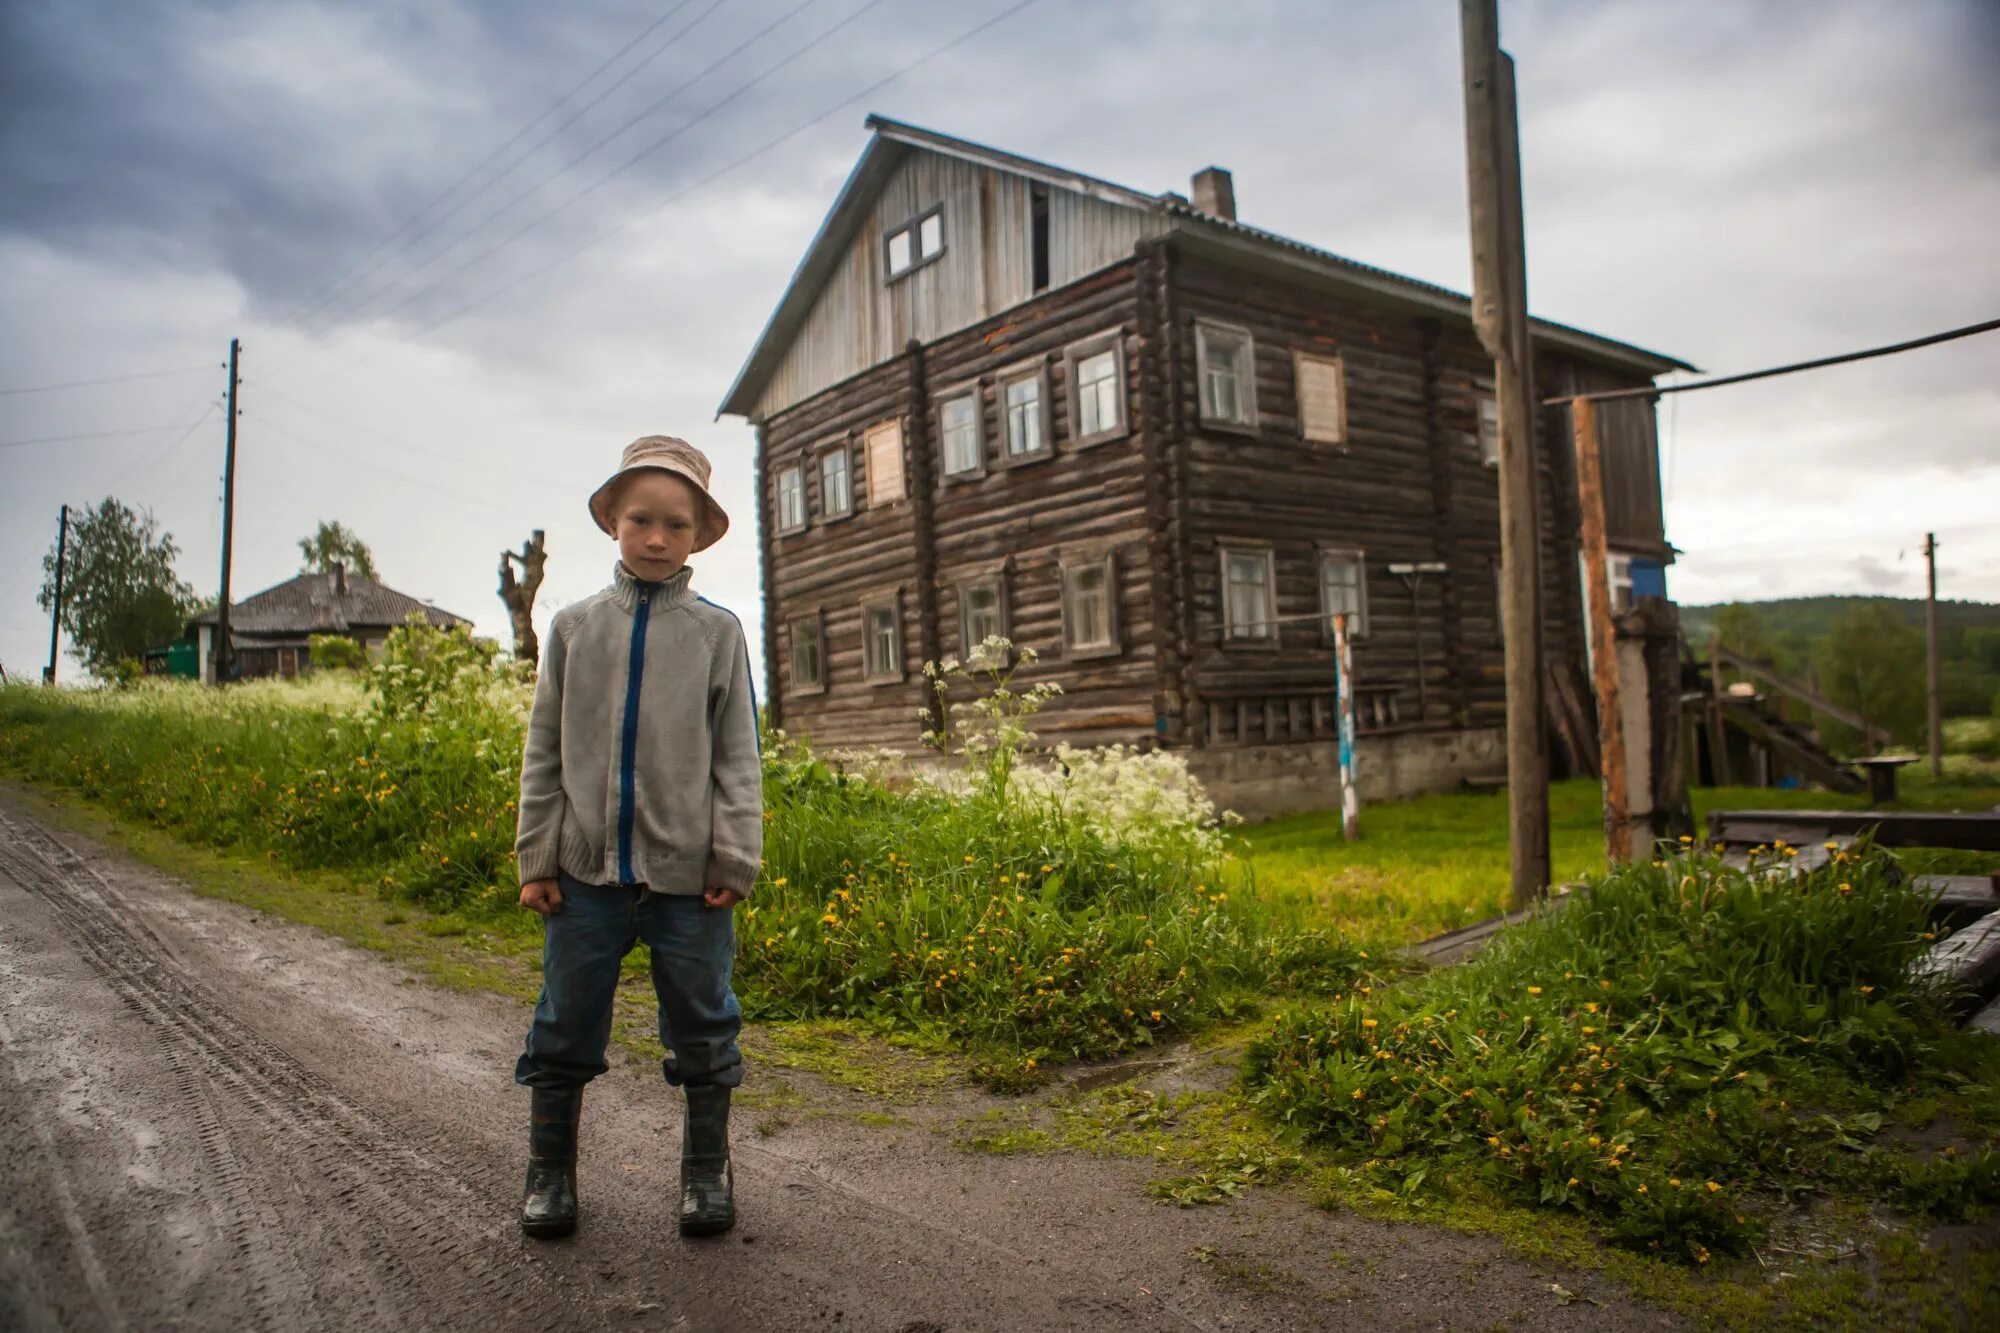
515, 563, 762, 897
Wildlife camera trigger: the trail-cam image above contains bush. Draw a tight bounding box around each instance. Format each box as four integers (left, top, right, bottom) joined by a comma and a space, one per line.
308, 633, 368, 671
1245, 842, 1966, 1263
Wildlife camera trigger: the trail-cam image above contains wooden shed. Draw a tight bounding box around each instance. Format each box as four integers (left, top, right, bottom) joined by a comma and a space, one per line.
720, 117, 1692, 817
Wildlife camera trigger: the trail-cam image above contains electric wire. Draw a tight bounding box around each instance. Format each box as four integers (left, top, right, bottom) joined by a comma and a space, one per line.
284, 0, 712, 331
0, 364, 216, 396
328, 0, 870, 340
287, 0, 1046, 392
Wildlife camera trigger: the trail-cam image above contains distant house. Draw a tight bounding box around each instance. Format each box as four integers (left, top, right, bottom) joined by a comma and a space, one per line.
185, 564, 469, 682
719, 116, 1691, 817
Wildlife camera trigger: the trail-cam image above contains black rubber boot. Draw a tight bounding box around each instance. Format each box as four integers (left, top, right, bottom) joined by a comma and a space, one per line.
679, 1085, 735, 1237
520, 1088, 580, 1238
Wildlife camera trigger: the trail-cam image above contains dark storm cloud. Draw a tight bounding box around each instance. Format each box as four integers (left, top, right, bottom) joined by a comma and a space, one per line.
0, 0, 828, 322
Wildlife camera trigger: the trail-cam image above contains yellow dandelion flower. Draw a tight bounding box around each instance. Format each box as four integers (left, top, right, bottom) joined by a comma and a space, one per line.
1706, 1181, 1720, 1193
774, 877, 790, 887
1527, 986, 1543, 997
1567, 1176, 1580, 1187
1362, 1018, 1378, 1029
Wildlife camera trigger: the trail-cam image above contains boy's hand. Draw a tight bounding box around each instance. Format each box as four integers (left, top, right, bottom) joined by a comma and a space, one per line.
702, 886, 745, 911
520, 878, 564, 918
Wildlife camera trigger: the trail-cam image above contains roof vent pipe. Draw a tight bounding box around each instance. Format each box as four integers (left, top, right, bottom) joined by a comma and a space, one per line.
333, 562, 346, 596
1191, 167, 1235, 222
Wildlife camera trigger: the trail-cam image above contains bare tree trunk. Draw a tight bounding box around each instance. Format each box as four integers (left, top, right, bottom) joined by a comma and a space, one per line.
498, 530, 547, 664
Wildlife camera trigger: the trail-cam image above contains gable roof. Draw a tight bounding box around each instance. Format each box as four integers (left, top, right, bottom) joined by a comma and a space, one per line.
718, 116, 1692, 420
188, 570, 470, 637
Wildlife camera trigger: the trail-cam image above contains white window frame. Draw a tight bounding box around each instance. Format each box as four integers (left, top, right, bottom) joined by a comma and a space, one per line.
998, 361, 1051, 462
936, 386, 983, 479
861, 594, 904, 683
1065, 333, 1127, 448
1196, 320, 1258, 429
789, 613, 826, 695
817, 442, 853, 520
1220, 545, 1279, 645
1059, 552, 1121, 658
1294, 350, 1348, 446
1317, 547, 1368, 641
1477, 392, 1501, 467
775, 462, 808, 535
957, 577, 1008, 658
884, 205, 945, 281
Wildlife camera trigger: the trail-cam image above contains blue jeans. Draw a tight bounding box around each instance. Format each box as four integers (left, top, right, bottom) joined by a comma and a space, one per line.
514, 870, 743, 1092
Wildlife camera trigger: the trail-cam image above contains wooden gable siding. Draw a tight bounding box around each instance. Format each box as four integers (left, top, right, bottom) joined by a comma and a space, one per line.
752, 148, 1158, 421
1164, 252, 1640, 745
1558, 363, 1666, 555
760, 259, 1159, 752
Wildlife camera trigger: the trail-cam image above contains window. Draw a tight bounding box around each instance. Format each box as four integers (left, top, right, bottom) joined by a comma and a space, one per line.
1319, 549, 1368, 639
1606, 553, 1634, 614
1221, 546, 1277, 642
959, 579, 1007, 656
1196, 322, 1256, 427
1066, 335, 1126, 446
775, 463, 807, 534
1061, 554, 1119, 656
1478, 393, 1500, 466
1295, 352, 1347, 445
865, 419, 904, 506
1001, 370, 1048, 459
819, 445, 852, 518
789, 615, 825, 694
884, 206, 944, 279
939, 391, 981, 477
862, 597, 903, 682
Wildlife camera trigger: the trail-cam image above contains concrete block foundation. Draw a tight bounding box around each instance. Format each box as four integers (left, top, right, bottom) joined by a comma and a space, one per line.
1187, 727, 1508, 822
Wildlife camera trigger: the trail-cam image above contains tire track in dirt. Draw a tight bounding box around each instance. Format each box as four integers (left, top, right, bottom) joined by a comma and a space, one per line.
0, 812, 602, 1332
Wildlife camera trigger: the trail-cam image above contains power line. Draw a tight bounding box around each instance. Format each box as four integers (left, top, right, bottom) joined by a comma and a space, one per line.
1552, 315, 2000, 406
293, 0, 1046, 390
319, 0, 855, 341
0, 423, 210, 450
0, 364, 216, 396
252, 382, 579, 491
293, 0, 721, 333
257, 416, 528, 520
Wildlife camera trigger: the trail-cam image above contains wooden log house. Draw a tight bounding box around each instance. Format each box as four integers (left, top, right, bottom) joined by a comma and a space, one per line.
719, 118, 1692, 817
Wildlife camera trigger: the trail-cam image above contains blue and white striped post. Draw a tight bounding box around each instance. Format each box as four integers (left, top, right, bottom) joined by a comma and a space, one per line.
1333, 612, 1359, 840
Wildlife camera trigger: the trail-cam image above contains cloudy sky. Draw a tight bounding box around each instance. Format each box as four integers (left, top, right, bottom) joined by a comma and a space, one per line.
3, 0, 1996, 684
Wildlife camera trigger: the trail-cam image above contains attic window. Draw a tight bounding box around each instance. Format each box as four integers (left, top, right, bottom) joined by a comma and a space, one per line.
885, 206, 945, 280
1030, 184, 1050, 292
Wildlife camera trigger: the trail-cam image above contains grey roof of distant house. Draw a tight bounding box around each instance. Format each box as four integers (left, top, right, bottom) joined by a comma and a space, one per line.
187, 571, 469, 636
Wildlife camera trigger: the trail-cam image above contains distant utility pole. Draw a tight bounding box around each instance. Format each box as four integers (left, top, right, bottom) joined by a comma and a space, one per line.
1924, 532, 1940, 777
1460, 0, 1550, 906
215, 338, 241, 684
44, 503, 69, 686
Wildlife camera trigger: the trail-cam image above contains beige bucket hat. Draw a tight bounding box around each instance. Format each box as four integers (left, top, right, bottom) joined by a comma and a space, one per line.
588, 435, 730, 551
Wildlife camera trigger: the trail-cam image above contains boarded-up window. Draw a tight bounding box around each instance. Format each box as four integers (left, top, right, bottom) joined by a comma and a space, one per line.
1295, 352, 1347, 445
866, 420, 904, 506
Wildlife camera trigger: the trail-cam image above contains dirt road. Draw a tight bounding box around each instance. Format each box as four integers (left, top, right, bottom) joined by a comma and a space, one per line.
0, 793, 1679, 1331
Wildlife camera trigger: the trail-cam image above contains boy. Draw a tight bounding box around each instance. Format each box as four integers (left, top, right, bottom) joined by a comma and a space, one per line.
512, 435, 761, 1240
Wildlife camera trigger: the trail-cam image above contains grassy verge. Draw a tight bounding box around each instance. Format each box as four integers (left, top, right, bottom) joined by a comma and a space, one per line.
1236, 775, 2000, 943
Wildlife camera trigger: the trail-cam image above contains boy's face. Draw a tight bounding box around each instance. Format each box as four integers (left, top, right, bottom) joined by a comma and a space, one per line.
613, 470, 702, 581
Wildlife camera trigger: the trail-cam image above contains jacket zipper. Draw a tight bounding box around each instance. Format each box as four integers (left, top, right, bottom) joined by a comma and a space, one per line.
617, 588, 652, 884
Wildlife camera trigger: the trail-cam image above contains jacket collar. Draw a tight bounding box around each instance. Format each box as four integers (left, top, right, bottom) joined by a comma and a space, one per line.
610, 561, 696, 613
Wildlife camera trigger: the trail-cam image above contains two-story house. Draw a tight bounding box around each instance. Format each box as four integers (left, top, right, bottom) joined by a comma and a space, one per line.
719, 117, 1690, 817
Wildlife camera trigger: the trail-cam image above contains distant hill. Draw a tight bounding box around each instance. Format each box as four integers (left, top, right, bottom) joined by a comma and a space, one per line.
1680, 595, 2000, 646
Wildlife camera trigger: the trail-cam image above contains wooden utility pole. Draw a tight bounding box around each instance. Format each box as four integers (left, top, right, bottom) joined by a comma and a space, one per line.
498, 529, 548, 663
1924, 532, 1940, 776
215, 338, 241, 684
1460, 0, 1550, 905
1573, 398, 1631, 861
44, 503, 69, 685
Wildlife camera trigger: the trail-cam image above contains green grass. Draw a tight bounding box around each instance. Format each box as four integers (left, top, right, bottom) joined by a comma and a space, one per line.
1235, 775, 2000, 943
1243, 842, 2000, 1264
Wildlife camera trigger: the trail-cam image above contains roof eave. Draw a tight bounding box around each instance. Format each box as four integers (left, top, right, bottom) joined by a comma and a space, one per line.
1164, 214, 1694, 378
